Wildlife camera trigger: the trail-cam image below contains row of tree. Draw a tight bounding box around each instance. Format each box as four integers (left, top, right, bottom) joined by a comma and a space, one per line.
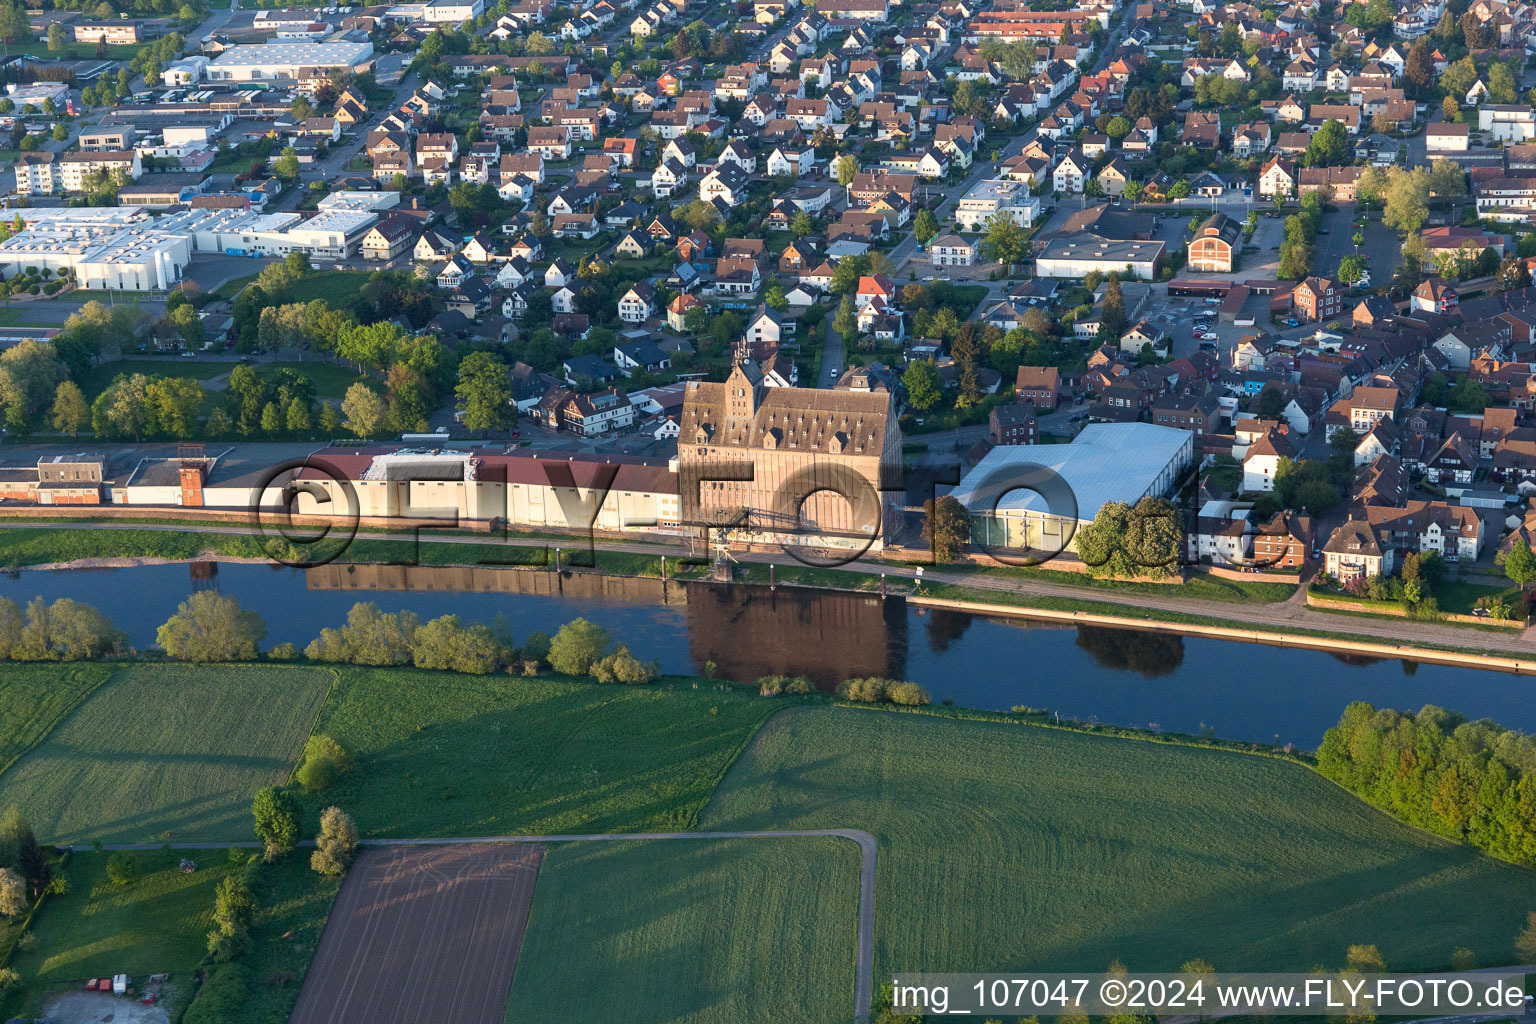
1317, 702, 1536, 866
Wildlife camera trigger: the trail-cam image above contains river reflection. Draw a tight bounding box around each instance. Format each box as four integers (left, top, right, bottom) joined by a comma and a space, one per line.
1, 562, 1532, 747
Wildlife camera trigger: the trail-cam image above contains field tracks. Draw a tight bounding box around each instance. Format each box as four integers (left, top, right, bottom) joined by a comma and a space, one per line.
0, 665, 117, 781
67, 828, 880, 1024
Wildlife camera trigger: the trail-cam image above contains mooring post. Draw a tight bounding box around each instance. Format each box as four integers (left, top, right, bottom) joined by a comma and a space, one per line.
881, 572, 886, 597
769, 563, 775, 589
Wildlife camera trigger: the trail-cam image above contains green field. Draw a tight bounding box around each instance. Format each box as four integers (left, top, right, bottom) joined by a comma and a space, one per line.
0, 665, 333, 844
7, 849, 232, 997
259, 360, 380, 400
227, 855, 343, 1024
508, 837, 858, 1024
0, 664, 113, 777
74, 359, 231, 401
701, 707, 1536, 975
283, 269, 376, 308
297, 668, 778, 837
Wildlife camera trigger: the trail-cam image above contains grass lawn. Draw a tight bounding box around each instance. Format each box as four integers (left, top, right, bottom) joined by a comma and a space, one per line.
4, 848, 236, 1015
213, 272, 261, 301
296, 668, 781, 837
0, 526, 679, 573
0, 664, 114, 777
508, 837, 858, 1024
0, 307, 64, 327
0, 665, 333, 844
1436, 579, 1523, 616
701, 707, 1536, 975
0, 527, 270, 569
283, 269, 377, 309
258, 360, 381, 400
929, 561, 1296, 603
74, 359, 230, 402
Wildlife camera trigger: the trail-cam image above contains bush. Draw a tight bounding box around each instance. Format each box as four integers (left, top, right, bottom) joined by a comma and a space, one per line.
835, 677, 931, 705
757, 674, 814, 696
411, 614, 500, 674
590, 646, 658, 685
304, 603, 418, 666
295, 734, 352, 792
0, 967, 18, 993
183, 963, 250, 1024
310, 806, 359, 877
886, 681, 932, 706
104, 851, 139, 888
547, 618, 611, 675
267, 642, 298, 660
519, 630, 550, 667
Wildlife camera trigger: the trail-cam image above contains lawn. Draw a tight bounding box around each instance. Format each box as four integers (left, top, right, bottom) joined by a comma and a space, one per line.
507, 837, 858, 1024
74, 359, 230, 402
0, 527, 271, 569
259, 360, 381, 400
0, 665, 334, 844
283, 269, 377, 308
928, 561, 1297, 602
1436, 579, 1523, 616
295, 668, 781, 838
4, 848, 236, 1014
701, 707, 1536, 975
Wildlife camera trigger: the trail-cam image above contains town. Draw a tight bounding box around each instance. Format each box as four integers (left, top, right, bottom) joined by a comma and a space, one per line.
0, 0, 1532, 1019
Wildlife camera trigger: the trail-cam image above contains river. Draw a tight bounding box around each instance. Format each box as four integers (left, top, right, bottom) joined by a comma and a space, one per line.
3, 561, 1531, 748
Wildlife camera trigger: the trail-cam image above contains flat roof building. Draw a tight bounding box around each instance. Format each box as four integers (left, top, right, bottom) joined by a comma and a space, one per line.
948, 422, 1194, 556
206, 40, 374, 85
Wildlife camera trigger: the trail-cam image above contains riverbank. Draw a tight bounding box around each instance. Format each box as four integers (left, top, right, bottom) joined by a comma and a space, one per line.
4, 519, 1535, 668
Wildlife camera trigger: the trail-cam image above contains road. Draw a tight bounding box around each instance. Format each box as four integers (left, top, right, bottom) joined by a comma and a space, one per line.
72, 828, 881, 1024
891, 6, 1132, 276
819, 315, 845, 388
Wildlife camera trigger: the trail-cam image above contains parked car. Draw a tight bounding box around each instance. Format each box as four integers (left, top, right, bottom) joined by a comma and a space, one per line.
1282, 318, 1300, 327
1201, 332, 1218, 340
1199, 341, 1217, 351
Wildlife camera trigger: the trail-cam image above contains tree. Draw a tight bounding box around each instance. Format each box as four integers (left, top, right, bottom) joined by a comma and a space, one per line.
1498, 256, 1533, 291
1257, 383, 1286, 419
1076, 498, 1183, 579
1383, 166, 1430, 235
455, 351, 514, 436
922, 495, 970, 562
412, 614, 500, 674
1428, 159, 1467, 197
834, 153, 858, 200
1356, 166, 1389, 208
1488, 61, 1518, 105
49, 381, 88, 438
208, 873, 255, 961
341, 383, 387, 437
1441, 56, 1479, 104
259, 400, 282, 435
0, 2, 31, 43
271, 146, 301, 183
1098, 274, 1128, 343
832, 294, 858, 340
285, 397, 311, 434
903, 360, 941, 411
1504, 540, 1536, 592
157, 592, 267, 662
46, 22, 62, 53
1105, 114, 1132, 140
981, 211, 1026, 265
789, 210, 815, 237
1122, 179, 1144, 206
1442, 95, 1462, 124
1516, 911, 1536, 962
0, 868, 23, 916
547, 618, 612, 675
310, 806, 359, 876
251, 786, 299, 861
1337, 254, 1367, 286
1304, 119, 1348, 167
0, 339, 66, 432
912, 208, 939, 247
